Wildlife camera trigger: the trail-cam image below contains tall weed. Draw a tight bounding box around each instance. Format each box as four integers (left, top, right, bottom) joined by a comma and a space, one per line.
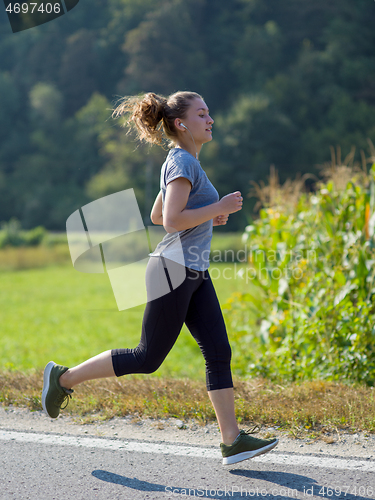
226, 144, 375, 385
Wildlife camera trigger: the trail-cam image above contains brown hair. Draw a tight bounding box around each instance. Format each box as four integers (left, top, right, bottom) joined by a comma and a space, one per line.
111, 91, 203, 146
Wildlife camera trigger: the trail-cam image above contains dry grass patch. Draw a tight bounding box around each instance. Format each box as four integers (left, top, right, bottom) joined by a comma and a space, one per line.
1, 370, 374, 438
0, 245, 70, 270
233, 379, 375, 439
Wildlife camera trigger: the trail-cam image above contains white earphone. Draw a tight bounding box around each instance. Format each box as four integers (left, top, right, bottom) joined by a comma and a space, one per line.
178, 123, 198, 159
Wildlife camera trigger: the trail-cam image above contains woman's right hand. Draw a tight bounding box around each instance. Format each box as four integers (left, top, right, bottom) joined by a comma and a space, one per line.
218, 191, 243, 214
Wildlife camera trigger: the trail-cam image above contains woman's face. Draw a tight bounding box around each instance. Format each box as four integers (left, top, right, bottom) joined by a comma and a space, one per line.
178, 98, 214, 146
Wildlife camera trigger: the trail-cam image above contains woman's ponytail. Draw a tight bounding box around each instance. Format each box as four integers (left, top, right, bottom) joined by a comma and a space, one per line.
112, 90, 203, 147
112, 92, 167, 145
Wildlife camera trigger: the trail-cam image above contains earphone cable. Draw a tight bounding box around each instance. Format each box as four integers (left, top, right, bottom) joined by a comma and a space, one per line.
184, 126, 199, 160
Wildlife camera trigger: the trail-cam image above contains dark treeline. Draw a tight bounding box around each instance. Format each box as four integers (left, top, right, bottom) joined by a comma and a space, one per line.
0, 0, 374, 230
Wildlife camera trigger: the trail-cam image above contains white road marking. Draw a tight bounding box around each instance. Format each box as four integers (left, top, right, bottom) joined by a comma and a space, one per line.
1, 430, 374, 472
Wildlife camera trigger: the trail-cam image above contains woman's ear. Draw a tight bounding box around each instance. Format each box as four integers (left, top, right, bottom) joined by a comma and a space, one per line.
174, 118, 186, 132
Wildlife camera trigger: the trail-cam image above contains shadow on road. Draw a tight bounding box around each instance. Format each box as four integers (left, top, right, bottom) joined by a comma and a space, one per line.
91, 469, 296, 499
92, 469, 165, 492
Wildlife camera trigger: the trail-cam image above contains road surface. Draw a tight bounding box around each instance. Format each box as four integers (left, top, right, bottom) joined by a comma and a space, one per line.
0, 407, 374, 500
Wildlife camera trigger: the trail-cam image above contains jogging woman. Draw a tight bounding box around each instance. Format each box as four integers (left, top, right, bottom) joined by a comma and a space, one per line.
42, 91, 278, 465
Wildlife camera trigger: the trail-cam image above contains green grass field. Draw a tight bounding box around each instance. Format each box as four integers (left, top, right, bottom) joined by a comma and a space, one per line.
0, 261, 253, 379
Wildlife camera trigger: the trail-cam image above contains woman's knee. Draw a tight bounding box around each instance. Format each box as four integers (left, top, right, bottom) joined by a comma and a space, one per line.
205, 339, 232, 370
216, 338, 232, 363
138, 358, 163, 374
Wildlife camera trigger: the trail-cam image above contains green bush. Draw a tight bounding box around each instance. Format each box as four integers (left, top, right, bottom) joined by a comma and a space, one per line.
0, 218, 46, 248
225, 163, 375, 385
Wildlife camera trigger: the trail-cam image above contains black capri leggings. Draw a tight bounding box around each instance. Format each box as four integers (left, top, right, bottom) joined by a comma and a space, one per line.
111, 256, 233, 391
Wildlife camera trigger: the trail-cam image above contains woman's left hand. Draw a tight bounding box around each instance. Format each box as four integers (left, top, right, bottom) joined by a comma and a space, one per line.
213, 214, 229, 226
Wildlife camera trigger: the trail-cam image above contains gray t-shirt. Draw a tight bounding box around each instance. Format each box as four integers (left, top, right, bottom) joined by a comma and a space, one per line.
149, 148, 219, 271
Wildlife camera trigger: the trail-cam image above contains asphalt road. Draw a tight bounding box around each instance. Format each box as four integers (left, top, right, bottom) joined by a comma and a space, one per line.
0, 408, 374, 500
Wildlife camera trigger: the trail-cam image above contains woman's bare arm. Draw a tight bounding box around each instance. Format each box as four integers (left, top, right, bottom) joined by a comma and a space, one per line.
150, 190, 163, 225
163, 177, 242, 233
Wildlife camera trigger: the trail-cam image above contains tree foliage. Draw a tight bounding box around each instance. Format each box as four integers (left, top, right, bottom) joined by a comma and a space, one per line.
0, 0, 374, 229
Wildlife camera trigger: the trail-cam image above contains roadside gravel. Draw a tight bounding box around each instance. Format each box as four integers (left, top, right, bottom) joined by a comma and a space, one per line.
1, 406, 374, 460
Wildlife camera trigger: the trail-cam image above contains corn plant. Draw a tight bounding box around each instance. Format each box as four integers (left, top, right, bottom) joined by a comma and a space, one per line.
226, 161, 375, 385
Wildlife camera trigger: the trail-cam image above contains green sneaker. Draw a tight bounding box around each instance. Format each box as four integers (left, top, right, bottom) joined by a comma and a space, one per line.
220, 429, 278, 465
42, 361, 73, 418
